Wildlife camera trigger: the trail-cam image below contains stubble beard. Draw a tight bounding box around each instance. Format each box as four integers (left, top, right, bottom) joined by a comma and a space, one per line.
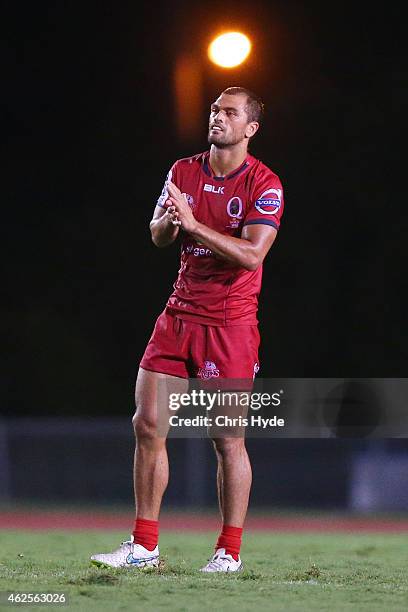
207, 131, 242, 149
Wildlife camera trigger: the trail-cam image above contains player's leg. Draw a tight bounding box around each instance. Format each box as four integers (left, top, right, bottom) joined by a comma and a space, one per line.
201, 430, 251, 573
130, 367, 188, 559
90, 368, 187, 568
216, 458, 224, 521
201, 409, 251, 572
133, 367, 169, 521
133, 367, 187, 521
213, 435, 252, 527
91, 309, 189, 569
211, 392, 252, 524
198, 325, 259, 572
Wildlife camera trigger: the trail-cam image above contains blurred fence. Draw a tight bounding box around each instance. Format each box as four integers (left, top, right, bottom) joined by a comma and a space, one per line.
1, 418, 408, 511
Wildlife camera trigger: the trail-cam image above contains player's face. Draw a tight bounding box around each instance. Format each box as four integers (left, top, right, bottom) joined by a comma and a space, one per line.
208, 93, 258, 148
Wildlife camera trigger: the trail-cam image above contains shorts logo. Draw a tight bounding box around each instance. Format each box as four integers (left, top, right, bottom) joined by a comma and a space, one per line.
255, 188, 282, 215
198, 360, 220, 379
253, 362, 260, 380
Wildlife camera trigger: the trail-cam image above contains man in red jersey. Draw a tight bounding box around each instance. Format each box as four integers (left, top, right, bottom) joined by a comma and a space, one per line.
91, 87, 284, 572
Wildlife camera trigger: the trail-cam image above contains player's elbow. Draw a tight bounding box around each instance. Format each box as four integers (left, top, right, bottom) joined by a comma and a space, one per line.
150, 228, 161, 248
149, 218, 178, 248
151, 233, 170, 248
150, 231, 161, 247
242, 252, 262, 271
149, 222, 166, 248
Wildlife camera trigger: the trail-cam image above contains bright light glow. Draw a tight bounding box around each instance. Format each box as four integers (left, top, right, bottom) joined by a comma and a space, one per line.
208, 32, 251, 68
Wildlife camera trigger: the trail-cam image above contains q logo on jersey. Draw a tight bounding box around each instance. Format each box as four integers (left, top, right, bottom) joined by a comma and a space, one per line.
227, 196, 243, 218
255, 188, 282, 215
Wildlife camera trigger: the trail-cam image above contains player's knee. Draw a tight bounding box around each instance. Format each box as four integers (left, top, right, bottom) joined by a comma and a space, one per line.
212, 437, 245, 456
132, 412, 157, 441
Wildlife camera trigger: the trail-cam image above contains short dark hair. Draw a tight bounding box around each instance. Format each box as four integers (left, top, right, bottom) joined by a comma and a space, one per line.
221, 86, 265, 125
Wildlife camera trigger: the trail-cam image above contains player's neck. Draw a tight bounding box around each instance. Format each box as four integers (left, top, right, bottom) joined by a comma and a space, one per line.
209, 145, 248, 178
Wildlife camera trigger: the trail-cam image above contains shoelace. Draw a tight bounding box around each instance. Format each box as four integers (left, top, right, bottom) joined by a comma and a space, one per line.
205, 555, 231, 570
118, 541, 133, 554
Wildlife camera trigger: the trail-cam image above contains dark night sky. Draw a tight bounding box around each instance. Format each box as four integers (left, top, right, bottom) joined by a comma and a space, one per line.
3, 1, 399, 416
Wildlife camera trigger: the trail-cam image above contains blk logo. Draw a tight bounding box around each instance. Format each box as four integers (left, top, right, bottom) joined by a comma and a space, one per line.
204, 184, 224, 194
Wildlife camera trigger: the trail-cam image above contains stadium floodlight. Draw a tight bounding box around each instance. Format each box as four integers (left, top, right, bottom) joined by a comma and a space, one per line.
208, 32, 251, 68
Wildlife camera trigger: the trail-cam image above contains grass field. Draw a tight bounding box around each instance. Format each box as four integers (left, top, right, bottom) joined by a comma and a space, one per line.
1, 530, 408, 611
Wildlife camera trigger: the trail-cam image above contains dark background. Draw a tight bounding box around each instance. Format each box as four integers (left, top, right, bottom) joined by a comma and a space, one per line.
3, 1, 397, 418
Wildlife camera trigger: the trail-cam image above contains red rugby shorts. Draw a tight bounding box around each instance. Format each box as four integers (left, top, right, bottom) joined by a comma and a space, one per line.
140, 308, 260, 380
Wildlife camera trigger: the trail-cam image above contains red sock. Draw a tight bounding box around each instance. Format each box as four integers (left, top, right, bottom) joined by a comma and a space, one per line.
132, 517, 159, 551
216, 525, 243, 561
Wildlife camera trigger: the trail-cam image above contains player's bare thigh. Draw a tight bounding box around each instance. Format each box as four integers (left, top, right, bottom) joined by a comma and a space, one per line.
134, 367, 189, 438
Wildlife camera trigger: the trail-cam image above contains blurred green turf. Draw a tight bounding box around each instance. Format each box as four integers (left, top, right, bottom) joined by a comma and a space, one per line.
2, 501, 408, 521
0, 531, 408, 611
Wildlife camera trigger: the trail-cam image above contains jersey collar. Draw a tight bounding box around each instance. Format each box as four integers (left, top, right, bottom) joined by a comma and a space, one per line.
202, 151, 251, 181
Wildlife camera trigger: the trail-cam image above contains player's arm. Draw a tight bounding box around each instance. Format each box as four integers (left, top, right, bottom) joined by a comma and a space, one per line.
149, 204, 180, 248
166, 181, 277, 270
191, 222, 276, 271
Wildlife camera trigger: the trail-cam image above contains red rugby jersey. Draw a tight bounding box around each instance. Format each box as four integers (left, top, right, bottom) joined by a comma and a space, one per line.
156, 151, 284, 326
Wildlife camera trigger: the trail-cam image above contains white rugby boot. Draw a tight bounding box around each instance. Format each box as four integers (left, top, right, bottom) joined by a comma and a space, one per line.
90, 535, 159, 569
200, 548, 243, 573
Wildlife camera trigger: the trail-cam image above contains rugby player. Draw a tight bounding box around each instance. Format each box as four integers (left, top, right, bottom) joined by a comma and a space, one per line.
91, 87, 284, 572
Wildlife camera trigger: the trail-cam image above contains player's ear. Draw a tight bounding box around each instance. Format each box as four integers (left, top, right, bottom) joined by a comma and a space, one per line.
245, 121, 259, 139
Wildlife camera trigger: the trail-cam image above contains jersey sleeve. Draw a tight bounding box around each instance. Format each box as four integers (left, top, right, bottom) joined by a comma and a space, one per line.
243, 170, 284, 231
156, 162, 180, 208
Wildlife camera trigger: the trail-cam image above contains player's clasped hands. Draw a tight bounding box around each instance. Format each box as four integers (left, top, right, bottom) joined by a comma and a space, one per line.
166, 205, 181, 226
165, 181, 197, 233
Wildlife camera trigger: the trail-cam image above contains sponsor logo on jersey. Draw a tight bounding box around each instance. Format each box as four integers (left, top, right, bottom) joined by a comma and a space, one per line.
255, 188, 282, 215
198, 361, 220, 379
204, 184, 224, 194
184, 244, 213, 257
